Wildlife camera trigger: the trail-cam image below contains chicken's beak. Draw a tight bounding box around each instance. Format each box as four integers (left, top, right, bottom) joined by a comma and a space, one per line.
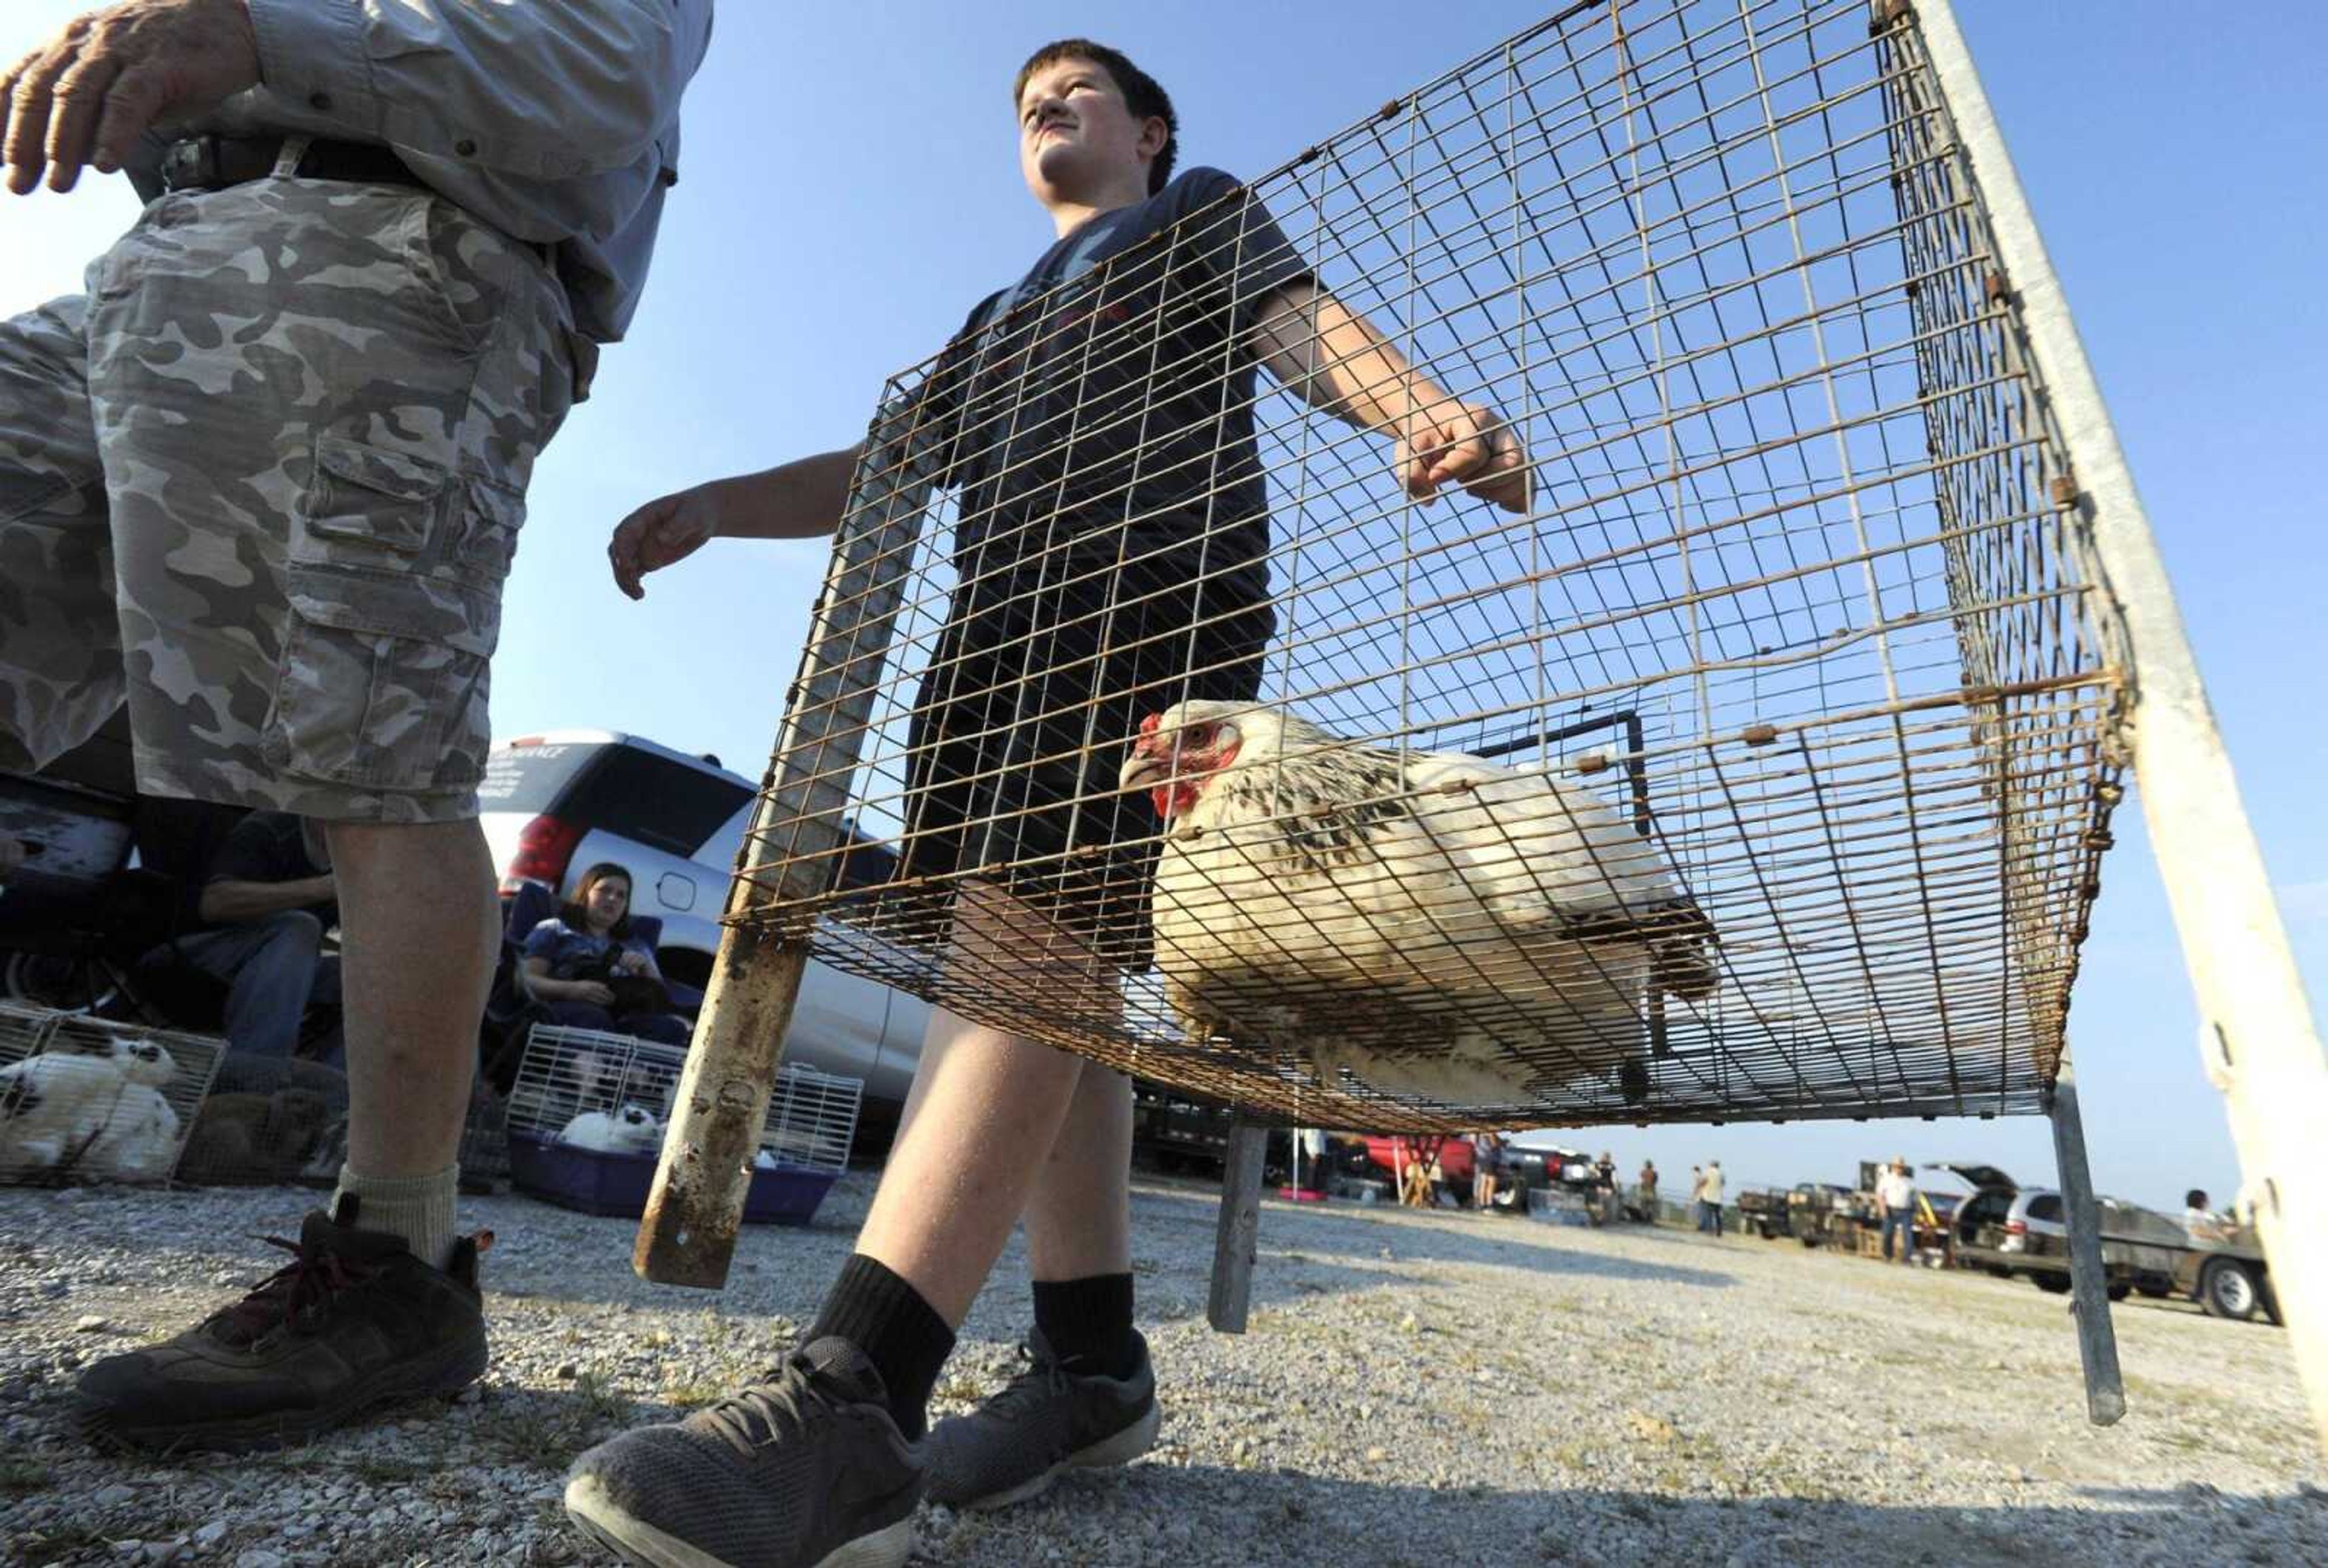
1120, 740, 1164, 793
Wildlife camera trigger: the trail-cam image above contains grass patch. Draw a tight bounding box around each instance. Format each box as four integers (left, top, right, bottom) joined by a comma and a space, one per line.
660, 1380, 727, 1411
0, 1454, 52, 1496
16, 1524, 111, 1566
472, 1372, 637, 1471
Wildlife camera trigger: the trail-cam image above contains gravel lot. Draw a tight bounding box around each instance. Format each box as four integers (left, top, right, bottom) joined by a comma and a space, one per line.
2, 1174, 2323, 1566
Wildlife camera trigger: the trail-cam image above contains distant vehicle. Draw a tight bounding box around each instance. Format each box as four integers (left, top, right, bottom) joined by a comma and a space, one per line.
1929, 1162, 2018, 1253
1495, 1142, 1593, 1206
1347, 1133, 1477, 1200
1785, 1182, 1855, 1249
1737, 1186, 1792, 1240
1959, 1184, 2280, 1324
478, 731, 930, 1106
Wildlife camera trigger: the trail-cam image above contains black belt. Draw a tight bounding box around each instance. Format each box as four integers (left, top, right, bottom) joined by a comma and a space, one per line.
158, 134, 427, 195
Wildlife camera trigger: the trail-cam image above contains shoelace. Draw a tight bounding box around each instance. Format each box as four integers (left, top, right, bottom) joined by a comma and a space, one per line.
980, 1342, 1072, 1420
207, 1233, 376, 1346
698, 1356, 829, 1457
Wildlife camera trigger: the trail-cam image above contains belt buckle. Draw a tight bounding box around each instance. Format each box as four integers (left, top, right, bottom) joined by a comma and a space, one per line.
158, 135, 222, 193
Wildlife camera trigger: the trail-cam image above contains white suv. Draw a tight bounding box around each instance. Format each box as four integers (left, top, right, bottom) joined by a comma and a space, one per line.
477, 730, 927, 1104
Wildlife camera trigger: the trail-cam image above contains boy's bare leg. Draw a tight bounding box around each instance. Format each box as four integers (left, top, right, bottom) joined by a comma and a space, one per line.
857, 1007, 1094, 1324
1023, 1061, 1133, 1282
855, 879, 1122, 1324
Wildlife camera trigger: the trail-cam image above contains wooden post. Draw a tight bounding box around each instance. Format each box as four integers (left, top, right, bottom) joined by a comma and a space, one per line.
637, 404, 933, 1288
1914, 0, 2328, 1458
1208, 1118, 1268, 1333
2049, 1052, 2126, 1426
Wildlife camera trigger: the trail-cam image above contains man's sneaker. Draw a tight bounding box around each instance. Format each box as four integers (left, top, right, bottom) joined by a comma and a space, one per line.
925, 1328, 1159, 1512
563, 1336, 924, 1568
75, 1196, 487, 1455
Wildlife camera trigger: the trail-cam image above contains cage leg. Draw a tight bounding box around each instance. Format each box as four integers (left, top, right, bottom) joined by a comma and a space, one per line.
2049, 1053, 2126, 1426
1207, 1117, 1268, 1334
635, 932, 811, 1289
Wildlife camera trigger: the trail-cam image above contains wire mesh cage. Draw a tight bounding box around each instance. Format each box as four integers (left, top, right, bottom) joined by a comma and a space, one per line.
179, 1055, 351, 1187
721, 0, 2127, 1138
0, 1010, 225, 1185
507, 1025, 859, 1221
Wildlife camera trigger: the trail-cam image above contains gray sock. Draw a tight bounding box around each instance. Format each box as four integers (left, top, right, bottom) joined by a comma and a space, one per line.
332, 1163, 461, 1272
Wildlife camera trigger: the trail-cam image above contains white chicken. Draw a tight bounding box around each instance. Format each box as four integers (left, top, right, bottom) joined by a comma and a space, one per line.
1120, 701, 1716, 1107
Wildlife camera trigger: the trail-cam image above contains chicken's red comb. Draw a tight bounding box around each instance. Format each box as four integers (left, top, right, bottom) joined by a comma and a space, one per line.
1138, 713, 1162, 736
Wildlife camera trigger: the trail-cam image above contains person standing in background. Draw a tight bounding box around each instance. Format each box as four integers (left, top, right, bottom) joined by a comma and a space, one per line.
1876, 1156, 1918, 1264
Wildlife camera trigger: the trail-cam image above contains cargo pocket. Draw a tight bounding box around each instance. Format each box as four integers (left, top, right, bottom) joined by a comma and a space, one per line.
261, 437, 506, 795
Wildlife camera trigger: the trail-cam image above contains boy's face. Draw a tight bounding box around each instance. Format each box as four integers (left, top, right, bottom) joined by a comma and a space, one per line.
1017, 55, 1165, 205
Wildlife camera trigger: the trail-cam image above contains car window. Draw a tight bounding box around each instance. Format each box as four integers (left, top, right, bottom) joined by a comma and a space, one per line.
480, 742, 601, 813
2025, 1194, 2062, 1223
697, 799, 753, 879
555, 747, 753, 858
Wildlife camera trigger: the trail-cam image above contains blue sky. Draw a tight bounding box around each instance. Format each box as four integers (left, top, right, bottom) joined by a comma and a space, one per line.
2, 1, 2320, 1212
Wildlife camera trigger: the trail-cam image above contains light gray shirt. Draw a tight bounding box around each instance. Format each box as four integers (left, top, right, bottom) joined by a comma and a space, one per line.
136, 0, 715, 347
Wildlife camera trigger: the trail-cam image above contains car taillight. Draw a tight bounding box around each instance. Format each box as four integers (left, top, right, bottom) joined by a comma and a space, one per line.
2005, 1219, 2026, 1236
501, 815, 581, 894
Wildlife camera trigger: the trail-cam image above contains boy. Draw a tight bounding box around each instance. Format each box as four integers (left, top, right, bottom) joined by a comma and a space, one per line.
567, 39, 1528, 1568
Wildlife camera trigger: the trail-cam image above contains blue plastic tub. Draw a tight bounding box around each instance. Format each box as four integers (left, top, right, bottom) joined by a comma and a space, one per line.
507, 1134, 839, 1226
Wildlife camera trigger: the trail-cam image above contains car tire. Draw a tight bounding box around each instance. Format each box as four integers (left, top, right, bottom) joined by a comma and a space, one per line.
2200, 1258, 2261, 1323
1985, 1265, 2013, 1278
2033, 1274, 2071, 1295
2107, 1281, 2132, 1302
1, 949, 115, 1013
2133, 1282, 2172, 1299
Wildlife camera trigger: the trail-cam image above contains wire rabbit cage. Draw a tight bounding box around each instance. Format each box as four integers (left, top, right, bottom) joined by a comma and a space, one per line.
649, 0, 2325, 1443
508, 1024, 860, 1225
0, 1007, 225, 1186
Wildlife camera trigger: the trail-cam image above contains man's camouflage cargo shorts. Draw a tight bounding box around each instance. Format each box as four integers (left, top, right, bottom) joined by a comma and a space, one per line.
0, 153, 575, 822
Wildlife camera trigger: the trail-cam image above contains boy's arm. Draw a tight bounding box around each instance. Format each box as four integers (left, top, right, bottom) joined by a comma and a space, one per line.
1250, 279, 1532, 514
607, 443, 865, 600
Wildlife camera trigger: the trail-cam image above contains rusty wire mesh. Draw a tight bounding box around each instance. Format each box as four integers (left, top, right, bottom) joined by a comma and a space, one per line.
724, 0, 2124, 1133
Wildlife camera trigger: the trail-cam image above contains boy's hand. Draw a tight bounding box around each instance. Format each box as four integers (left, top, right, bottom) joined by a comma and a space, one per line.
1396, 400, 1533, 514
2, 0, 260, 195
608, 485, 722, 599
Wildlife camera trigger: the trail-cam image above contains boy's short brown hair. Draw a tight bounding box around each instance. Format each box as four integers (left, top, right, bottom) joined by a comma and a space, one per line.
1014, 39, 1179, 195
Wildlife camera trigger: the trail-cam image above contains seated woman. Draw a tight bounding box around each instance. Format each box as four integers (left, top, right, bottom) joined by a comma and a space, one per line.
521, 862, 691, 1047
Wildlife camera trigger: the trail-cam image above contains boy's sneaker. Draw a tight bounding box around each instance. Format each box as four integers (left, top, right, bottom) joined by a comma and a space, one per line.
925, 1328, 1159, 1511
563, 1336, 924, 1568
75, 1196, 487, 1455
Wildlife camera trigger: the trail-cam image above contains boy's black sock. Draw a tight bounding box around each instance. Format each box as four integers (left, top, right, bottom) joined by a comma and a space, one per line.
1031, 1272, 1140, 1378
808, 1253, 954, 1440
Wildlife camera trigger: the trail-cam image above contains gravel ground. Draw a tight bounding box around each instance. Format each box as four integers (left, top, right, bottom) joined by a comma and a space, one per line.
2, 1175, 2323, 1566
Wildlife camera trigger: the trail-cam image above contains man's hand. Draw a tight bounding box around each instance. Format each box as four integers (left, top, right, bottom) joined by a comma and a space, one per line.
2, 0, 260, 196
572, 980, 616, 1007
608, 484, 724, 600
1395, 399, 1533, 514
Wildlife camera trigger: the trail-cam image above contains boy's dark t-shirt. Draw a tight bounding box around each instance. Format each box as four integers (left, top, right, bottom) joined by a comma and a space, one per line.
916, 167, 1311, 609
